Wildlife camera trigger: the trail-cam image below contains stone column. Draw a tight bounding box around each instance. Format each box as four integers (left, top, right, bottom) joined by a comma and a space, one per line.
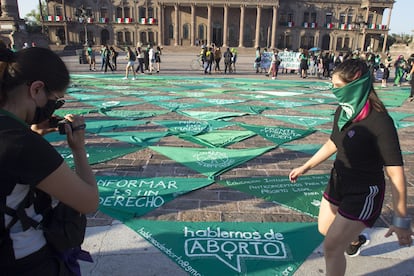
254, 6, 262, 48
238, 5, 245, 47
382, 8, 392, 53
223, 4, 229, 47
207, 5, 212, 45
361, 7, 370, 50
191, 4, 196, 46
158, 4, 163, 46
174, 4, 179, 46
270, 5, 278, 49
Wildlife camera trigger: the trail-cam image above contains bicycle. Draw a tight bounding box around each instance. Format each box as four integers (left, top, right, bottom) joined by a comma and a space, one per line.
190, 56, 204, 70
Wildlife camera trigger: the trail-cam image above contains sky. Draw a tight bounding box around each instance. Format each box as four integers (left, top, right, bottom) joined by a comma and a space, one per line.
16, 0, 413, 35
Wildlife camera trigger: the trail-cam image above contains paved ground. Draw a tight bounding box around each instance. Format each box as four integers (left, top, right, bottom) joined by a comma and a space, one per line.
59, 48, 414, 275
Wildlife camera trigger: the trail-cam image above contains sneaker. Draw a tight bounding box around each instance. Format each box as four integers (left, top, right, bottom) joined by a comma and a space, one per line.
345, 233, 370, 257
131, 77, 136, 80
409, 97, 414, 102
122, 77, 128, 80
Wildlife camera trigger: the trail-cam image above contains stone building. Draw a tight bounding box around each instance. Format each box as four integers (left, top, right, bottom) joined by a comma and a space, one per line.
41, 0, 394, 52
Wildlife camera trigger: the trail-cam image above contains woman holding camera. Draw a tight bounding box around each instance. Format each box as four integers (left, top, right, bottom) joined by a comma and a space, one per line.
0, 47, 98, 275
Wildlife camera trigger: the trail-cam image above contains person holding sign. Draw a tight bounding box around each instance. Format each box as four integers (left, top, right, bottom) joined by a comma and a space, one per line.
0, 47, 98, 274
289, 58, 413, 276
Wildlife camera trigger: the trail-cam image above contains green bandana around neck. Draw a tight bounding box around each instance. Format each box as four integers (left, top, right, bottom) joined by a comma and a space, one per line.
332, 71, 372, 130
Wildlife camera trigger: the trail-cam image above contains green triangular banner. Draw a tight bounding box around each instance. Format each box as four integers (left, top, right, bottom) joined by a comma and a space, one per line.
177, 110, 249, 121
99, 109, 169, 120
198, 98, 248, 105
265, 114, 332, 128
97, 131, 170, 147
388, 111, 414, 122
218, 174, 329, 218
149, 146, 276, 179
55, 146, 141, 168
83, 100, 143, 108
151, 101, 214, 111
226, 104, 271, 114
127, 220, 323, 276
152, 120, 234, 135
240, 123, 315, 146
98, 176, 214, 221
267, 99, 316, 108
54, 108, 97, 116
180, 130, 256, 148
86, 119, 148, 134
67, 93, 116, 101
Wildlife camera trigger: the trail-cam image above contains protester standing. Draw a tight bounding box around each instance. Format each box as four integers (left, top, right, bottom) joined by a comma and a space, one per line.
289, 59, 413, 276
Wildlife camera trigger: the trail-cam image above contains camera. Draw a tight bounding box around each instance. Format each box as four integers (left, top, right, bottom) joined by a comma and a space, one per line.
49, 116, 72, 135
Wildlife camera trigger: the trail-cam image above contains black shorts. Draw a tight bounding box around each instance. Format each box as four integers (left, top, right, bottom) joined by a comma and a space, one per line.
323, 168, 385, 227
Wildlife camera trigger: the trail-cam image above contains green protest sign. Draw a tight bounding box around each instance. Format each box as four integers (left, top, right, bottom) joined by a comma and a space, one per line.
149, 146, 276, 179
97, 176, 213, 221
218, 174, 329, 218
128, 220, 323, 276
55, 146, 141, 168
264, 114, 332, 128
180, 130, 256, 148
239, 123, 315, 146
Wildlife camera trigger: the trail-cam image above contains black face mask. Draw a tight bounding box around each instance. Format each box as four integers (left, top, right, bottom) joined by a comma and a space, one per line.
31, 99, 57, 124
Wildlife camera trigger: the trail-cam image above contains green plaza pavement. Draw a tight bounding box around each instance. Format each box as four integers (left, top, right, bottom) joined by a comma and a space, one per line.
55, 50, 414, 276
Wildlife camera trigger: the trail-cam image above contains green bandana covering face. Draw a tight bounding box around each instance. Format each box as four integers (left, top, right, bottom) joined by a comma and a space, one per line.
332, 71, 372, 130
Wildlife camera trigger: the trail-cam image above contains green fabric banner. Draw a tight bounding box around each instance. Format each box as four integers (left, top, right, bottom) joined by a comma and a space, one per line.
99, 109, 169, 120
83, 100, 143, 108
280, 143, 335, 160
265, 114, 332, 128
97, 176, 214, 221
85, 119, 148, 134
54, 108, 97, 117
267, 99, 316, 108
151, 101, 214, 111
180, 130, 256, 148
128, 220, 323, 276
378, 89, 410, 107
67, 93, 116, 101
226, 104, 271, 114
198, 98, 248, 105
139, 95, 182, 102
388, 111, 414, 121
44, 132, 67, 143
97, 131, 170, 147
177, 110, 249, 121
218, 174, 329, 218
240, 123, 315, 146
149, 146, 276, 179
297, 107, 335, 117
55, 146, 141, 168
152, 120, 234, 135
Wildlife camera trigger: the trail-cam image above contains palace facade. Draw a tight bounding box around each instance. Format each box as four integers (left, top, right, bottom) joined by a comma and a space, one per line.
41, 0, 394, 52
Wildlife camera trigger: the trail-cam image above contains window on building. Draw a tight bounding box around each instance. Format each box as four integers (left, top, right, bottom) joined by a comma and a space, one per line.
139, 7, 146, 18
300, 35, 307, 48
125, 31, 131, 44
325, 12, 332, 24
347, 13, 353, 24
148, 7, 154, 18
124, 7, 130, 18
100, 8, 108, 18
287, 13, 294, 23
340, 13, 346, 24
311, 12, 317, 23
367, 14, 373, 25
116, 7, 122, 18
117, 32, 123, 43
183, 24, 190, 39
279, 12, 287, 25
336, 37, 343, 50
55, 6, 63, 16
86, 7, 92, 17
286, 35, 292, 49
303, 12, 309, 23
344, 37, 350, 50
198, 24, 205, 40
168, 25, 173, 39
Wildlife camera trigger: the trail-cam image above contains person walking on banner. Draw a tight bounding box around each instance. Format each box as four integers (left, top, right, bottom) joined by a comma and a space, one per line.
289, 58, 413, 276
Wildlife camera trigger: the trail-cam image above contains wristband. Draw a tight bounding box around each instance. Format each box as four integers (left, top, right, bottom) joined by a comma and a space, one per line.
392, 216, 412, 229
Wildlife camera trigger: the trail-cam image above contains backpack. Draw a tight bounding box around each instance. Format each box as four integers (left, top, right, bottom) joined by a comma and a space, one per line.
0, 188, 90, 265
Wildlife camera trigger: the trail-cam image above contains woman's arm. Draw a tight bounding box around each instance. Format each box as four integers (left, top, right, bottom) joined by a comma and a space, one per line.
289, 138, 337, 182
384, 166, 413, 246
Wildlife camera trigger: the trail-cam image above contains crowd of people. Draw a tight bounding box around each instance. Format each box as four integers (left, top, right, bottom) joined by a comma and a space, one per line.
85, 43, 163, 79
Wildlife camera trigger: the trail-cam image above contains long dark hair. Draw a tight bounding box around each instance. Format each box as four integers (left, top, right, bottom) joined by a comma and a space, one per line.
333, 58, 386, 112
0, 47, 70, 106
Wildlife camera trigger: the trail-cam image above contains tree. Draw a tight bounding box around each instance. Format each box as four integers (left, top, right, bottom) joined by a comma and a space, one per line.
22, 0, 47, 33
